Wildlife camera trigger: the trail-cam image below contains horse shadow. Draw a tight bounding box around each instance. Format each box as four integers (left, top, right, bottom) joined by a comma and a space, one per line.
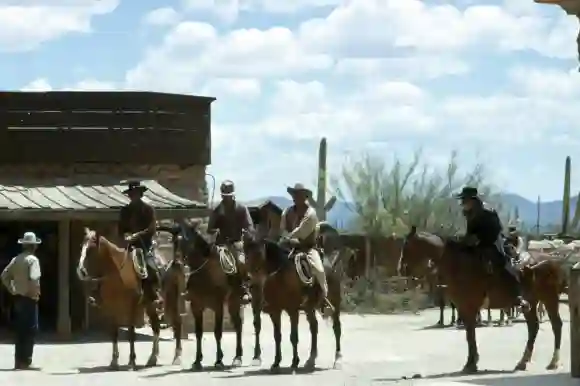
463, 372, 572, 386
219, 366, 325, 378
374, 369, 515, 383
71, 364, 148, 374
141, 365, 236, 378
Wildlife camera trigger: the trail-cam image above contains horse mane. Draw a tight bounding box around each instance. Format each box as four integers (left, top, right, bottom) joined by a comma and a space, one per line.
262, 238, 291, 269
188, 226, 213, 257
97, 235, 125, 253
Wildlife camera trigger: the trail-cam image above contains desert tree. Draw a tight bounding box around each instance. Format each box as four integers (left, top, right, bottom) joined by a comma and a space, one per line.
332, 149, 506, 237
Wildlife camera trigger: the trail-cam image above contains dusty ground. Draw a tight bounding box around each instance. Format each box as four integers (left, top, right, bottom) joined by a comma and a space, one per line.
0, 307, 575, 386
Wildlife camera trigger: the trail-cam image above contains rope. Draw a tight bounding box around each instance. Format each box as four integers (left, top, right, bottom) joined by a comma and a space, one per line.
294, 252, 313, 286
217, 246, 237, 275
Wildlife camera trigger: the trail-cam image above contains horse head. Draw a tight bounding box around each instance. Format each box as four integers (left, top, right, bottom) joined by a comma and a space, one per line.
165, 219, 213, 266
398, 225, 444, 278
77, 227, 102, 281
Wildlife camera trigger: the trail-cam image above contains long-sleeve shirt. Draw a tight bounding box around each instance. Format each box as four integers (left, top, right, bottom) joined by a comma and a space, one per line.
119, 201, 156, 248
208, 201, 255, 244
280, 205, 319, 246
465, 203, 502, 246
1, 252, 41, 298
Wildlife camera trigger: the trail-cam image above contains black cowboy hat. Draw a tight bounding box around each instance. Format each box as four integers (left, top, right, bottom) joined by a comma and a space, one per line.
453, 186, 482, 200
220, 180, 235, 196
287, 183, 312, 197
121, 180, 148, 195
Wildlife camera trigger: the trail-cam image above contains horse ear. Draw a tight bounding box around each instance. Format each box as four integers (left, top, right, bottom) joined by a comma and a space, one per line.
410, 225, 417, 235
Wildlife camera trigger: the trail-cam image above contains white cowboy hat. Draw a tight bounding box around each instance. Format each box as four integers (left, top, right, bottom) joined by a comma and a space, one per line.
18, 231, 41, 245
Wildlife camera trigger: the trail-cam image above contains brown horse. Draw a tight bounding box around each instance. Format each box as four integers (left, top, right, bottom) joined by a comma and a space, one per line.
159, 221, 247, 371
77, 228, 185, 369
244, 237, 343, 371
398, 226, 563, 373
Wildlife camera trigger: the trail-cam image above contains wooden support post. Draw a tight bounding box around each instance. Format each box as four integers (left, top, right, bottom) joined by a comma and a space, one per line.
570, 266, 580, 377
57, 220, 71, 338
364, 236, 371, 277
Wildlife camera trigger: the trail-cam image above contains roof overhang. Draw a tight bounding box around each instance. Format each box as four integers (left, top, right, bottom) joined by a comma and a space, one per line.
0, 180, 209, 221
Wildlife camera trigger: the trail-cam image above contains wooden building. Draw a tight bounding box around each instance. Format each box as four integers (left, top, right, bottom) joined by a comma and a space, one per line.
0, 91, 214, 338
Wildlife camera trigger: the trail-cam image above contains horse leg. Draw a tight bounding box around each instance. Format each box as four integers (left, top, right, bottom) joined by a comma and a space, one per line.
487, 307, 492, 325
304, 309, 318, 370
191, 307, 204, 371
332, 302, 343, 368
109, 328, 120, 370
269, 310, 282, 372
544, 297, 563, 369
128, 326, 137, 369
213, 305, 225, 369
514, 301, 539, 371
538, 301, 546, 323
438, 293, 444, 326
145, 306, 161, 367
289, 309, 300, 369
228, 301, 243, 367
497, 309, 505, 326
460, 310, 479, 373
451, 303, 457, 326
251, 285, 262, 365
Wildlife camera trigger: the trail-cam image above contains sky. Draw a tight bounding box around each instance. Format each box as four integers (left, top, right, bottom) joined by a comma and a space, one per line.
2, 0, 580, 202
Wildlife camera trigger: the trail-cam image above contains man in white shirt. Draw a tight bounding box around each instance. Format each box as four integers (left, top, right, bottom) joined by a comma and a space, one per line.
1, 231, 41, 370
280, 183, 331, 314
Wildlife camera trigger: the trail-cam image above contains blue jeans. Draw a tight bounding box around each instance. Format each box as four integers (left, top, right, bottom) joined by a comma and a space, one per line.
12, 295, 38, 367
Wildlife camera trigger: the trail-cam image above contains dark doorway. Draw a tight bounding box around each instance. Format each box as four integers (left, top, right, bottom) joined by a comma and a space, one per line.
0, 221, 59, 332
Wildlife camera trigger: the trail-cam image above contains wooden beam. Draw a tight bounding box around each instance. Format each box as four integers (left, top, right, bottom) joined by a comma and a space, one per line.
0, 129, 210, 164
0, 111, 209, 130
0, 208, 211, 221
0, 91, 216, 113
57, 220, 71, 338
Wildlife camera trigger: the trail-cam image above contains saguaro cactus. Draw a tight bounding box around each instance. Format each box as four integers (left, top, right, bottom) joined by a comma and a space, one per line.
309, 137, 336, 221
563, 156, 571, 235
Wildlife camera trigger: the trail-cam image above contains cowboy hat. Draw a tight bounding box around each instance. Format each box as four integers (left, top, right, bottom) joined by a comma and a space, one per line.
121, 180, 148, 195
220, 180, 235, 196
18, 231, 41, 245
453, 186, 482, 200
287, 183, 312, 197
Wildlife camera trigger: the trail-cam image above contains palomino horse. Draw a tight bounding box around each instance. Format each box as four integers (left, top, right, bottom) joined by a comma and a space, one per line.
158, 221, 246, 371
77, 228, 185, 369
398, 226, 564, 373
244, 238, 343, 371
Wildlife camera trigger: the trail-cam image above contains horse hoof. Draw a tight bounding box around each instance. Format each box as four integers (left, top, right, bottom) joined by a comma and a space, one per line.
232, 357, 242, 367
290, 359, 300, 369
251, 357, 262, 366
191, 362, 203, 371
171, 357, 181, 366
214, 361, 225, 370
546, 362, 558, 370
146, 357, 157, 367
514, 362, 527, 371
270, 364, 280, 373
304, 358, 315, 371
461, 364, 477, 374
108, 363, 119, 371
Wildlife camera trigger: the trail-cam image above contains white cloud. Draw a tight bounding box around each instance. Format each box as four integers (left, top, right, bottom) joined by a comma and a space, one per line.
21, 78, 52, 91
0, 0, 119, 52
202, 78, 261, 99
142, 7, 180, 27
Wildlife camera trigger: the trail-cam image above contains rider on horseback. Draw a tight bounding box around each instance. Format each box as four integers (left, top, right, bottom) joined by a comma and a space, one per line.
88, 181, 162, 307
455, 186, 530, 312
207, 180, 255, 305
279, 183, 331, 314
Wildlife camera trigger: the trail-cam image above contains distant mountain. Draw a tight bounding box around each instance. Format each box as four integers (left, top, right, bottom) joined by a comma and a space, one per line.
245, 193, 576, 232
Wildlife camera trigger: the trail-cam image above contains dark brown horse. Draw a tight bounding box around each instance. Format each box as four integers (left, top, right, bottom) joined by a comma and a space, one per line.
76, 228, 185, 369
398, 226, 563, 373
159, 221, 247, 371
244, 238, 343, 371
